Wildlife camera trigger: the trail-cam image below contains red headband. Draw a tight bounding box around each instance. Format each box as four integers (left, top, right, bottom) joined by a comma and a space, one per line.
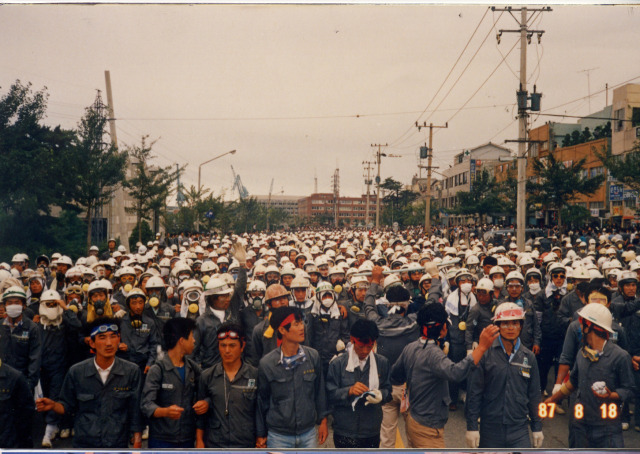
351, 336, 374, 347
276, 313, 297, 346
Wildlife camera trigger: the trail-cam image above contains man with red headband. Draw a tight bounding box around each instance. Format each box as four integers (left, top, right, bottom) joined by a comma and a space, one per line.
256, 306, 328, 449
326, 319, 392, 448
197, 322, 258, 448
391, 302, 498, 448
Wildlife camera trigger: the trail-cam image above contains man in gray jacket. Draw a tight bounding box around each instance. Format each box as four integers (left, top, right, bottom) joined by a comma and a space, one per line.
256, 306, 329, 449
391, 302, 498, 448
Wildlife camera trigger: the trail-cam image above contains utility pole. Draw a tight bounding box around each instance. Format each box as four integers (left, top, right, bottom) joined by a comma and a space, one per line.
363, 161, 374, 227
578, 67, 598, 112
104, 70, 129, 252
416, 122, 447, 235
371, 143, 388, 230
493, 6, 551, 251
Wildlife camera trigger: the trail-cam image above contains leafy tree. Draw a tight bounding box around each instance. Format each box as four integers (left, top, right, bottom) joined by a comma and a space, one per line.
455, 169, 505, 223
529, 152, 604, 227
123, 135, 182, 242
0, 80, 79, 255
597, 140, 640, 194
380, 177, 418, 227
72, 91, 128, 251
128, 219, 154, 251
561, 205, 591, 227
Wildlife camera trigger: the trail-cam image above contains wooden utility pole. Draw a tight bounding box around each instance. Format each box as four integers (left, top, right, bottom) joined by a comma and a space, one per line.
363, 161, 374, 227
416, 122, 447, 234
371, 143, 388, 230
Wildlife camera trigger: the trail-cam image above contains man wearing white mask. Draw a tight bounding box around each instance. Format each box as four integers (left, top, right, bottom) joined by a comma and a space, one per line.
37, 289, 82, 447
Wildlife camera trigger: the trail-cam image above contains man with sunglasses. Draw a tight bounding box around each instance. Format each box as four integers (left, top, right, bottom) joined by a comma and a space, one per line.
36, 318, 143, 449
466, 303, 543, 449
545, 302, 634, 448
197, 322, 258, 448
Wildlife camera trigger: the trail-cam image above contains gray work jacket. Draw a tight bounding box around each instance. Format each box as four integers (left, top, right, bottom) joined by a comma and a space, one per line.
256, 345, 328, 437
326, 351, 391, 438
569, 340, 635, 426
391, 339, 475, 429
59, 356, 142, 448
466, 339, 542, 432
141, 354, 201, 443
198, 361, 258, 448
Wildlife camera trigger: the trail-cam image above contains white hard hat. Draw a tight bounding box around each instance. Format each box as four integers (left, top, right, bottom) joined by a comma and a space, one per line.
577, 303, 614, 333
493, 302, 525, 322
204, 277, 233, 296
476, 278, 494, 291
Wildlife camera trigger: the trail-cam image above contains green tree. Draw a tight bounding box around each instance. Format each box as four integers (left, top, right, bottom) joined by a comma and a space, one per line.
380, 177, 418, 227
0, 80, 80, 256
129, 219, 154, 251
529, 152, 604, 227
597, 140, 640, 194
72, 91, 128, 251
123, 135, 182, 242
455, 169, 505, 223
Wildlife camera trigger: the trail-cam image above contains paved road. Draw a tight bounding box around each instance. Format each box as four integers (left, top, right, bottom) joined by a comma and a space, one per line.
35, 368, 640, 450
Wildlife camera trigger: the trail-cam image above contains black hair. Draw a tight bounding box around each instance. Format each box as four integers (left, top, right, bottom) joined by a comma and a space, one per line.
269, 306, 303, 340
350, 319, 379, 343
585, 284, 612, 304
386, 285, 410, 303
417, 303, 448, 339
88, 317, 120, 339
218, 321, 245, 341
163, 317, 196, 351
483, 256, 498, 267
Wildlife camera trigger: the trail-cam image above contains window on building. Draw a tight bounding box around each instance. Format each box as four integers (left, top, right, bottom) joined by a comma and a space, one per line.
590, 201, 604, 209
615, 108, 625, 131
590, 167, 604, 177
633, 107, 640, 127
624, 198, 636, 208
574, 202, 587, 208
530, 142, 539, 157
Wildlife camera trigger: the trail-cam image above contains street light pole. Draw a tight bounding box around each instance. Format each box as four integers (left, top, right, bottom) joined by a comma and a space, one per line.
196, 149, 236, 231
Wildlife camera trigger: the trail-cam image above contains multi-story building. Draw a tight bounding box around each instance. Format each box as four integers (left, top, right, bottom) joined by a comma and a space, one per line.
298, 193, 373, 226
437, 142, 512, 224
492, 105, 616, 226
612, 83, 640, 156
252, 195, 304, 217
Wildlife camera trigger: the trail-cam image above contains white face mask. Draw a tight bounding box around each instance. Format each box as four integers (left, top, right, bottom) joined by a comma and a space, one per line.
460, 283, 473, 294
528, 282, 541, 295
6, 304, 23, 319
493, 278, 504, 289
39, 304, 63, 324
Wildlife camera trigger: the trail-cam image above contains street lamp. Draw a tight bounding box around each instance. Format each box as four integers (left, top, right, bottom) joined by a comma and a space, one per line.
196, 149, 236, 231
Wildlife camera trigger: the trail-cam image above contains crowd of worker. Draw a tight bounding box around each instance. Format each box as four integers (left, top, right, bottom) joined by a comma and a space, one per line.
1, 226, 639, 449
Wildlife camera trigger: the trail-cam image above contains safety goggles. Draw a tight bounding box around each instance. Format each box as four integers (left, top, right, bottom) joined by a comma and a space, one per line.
121, 275, 135, 283
66, 288, 83, 296
217, 330, 242, 340
90, 324, 119, 337
507, 283, 523, 289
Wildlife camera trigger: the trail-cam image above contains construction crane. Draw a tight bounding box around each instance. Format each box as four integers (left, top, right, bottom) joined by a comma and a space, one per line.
231, 165, 249, 200
266, 178, 274, 231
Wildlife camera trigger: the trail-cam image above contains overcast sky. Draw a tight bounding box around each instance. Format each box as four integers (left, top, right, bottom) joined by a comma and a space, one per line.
2, 4, 640, 201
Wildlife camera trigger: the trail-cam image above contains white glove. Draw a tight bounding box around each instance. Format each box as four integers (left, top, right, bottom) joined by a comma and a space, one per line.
364, 389, 382, 406
472, 341, 478, 350
231, 242, 247, 266
166, 286, 174, 299
114, 309, 126, 318
552, 384, 563, 396
467, 350, 473, 356
532, 431, 544, 448
465, 430, 480, 448
336, 339, 346, 352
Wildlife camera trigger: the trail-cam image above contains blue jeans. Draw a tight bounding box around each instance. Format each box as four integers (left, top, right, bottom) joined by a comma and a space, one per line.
267, 427, 317, 448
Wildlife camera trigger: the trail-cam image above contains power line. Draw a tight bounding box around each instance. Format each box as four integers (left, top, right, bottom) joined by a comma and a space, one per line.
388, 7, 493, 148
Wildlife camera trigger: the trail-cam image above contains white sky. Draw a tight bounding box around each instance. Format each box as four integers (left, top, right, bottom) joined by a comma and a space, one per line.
2, 4, 640, 201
